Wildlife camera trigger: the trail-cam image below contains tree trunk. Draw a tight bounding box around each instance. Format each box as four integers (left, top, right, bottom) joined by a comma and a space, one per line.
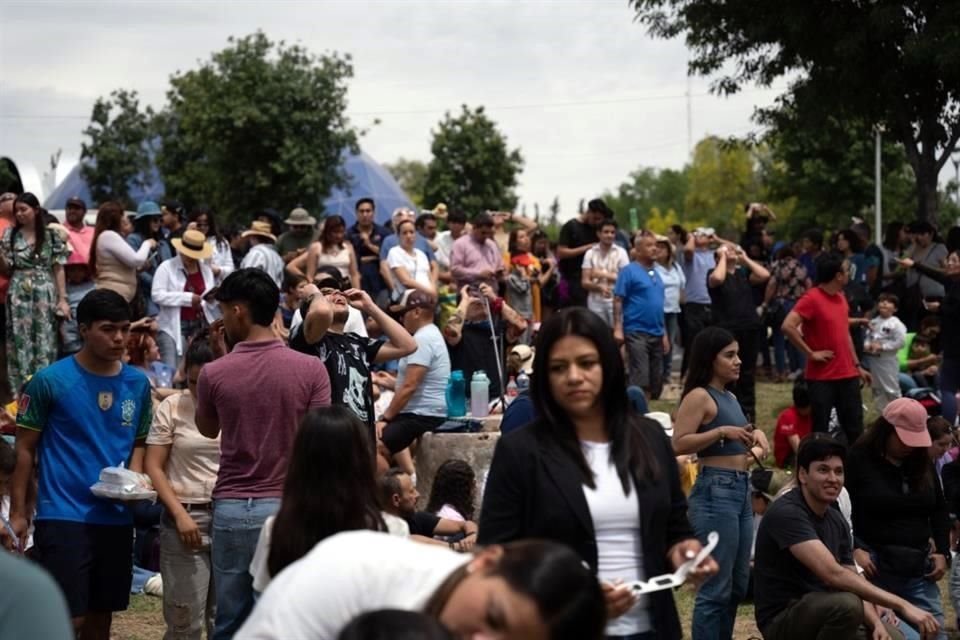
915, 152, 940, 224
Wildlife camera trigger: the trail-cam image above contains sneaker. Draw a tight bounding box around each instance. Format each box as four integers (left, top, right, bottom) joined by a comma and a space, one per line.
144, 574, 163, 597
787, 369, 803, 382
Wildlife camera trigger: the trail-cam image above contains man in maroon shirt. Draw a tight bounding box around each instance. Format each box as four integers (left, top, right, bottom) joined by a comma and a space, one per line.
196, 268, 330, 638
782, 253, 872, 444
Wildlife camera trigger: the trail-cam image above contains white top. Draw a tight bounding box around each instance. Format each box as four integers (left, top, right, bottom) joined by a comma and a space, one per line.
289, 306, 367, 339
581, 440, 651, 635
249, 513, 410, 594
655, 263, 686, 314
316, 244, 352, 280
240, 244, 285, 287
436, 504, 465, 522
152, 255, 218, 356
386, 246, 431, 297
209, 237, 235, 280
435, 230, 455, 271
866, 314, 907, 354
582, 244, 630, 308
237, 531, 467, 639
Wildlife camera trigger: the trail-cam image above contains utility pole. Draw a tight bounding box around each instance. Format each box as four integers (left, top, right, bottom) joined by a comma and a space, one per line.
874, 126, 883, 245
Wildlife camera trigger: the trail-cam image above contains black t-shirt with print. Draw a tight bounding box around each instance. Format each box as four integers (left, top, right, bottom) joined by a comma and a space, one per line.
291, 327, 383, 432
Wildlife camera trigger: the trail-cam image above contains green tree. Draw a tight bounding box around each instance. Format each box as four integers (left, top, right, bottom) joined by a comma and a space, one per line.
683, 137, 761, 234
156, 32, 358, 221
632, 0, 960, 223
423, 105, 524, 215
0, 159, 18, 193
603, 166, 689, 229
384, 158, 428, 208
80, 89, 155, 208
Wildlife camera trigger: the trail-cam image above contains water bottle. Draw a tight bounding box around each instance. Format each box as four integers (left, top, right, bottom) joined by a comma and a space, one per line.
516, 370, 530, 393
506, 376, 518, 402
470, 370, 490, 418
445, 370, 466, 418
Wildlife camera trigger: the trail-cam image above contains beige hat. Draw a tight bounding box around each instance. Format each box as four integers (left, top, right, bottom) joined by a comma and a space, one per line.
284, 207, 316, 226
172, 229, 214, 260
509, 344, 535, 375
241, 220, 277, 242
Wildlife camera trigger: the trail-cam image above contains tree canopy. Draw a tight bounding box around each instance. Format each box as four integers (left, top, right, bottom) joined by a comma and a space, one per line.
631, 0, 960, 223
384, 158, 428, 208
423, 105, 524, 216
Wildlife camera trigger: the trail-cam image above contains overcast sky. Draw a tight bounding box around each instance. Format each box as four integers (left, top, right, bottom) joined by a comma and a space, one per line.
0, 0, 842, 218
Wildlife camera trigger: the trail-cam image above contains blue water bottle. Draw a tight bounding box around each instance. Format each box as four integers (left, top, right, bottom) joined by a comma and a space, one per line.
446, 370, 467, 418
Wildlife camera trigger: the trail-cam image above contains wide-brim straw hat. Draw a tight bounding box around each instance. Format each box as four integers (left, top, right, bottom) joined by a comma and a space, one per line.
172, 229, 214, 260
241, 220, 277, 242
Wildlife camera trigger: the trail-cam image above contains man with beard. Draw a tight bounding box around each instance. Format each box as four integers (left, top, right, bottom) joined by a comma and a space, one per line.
378, 468, 478, 546
292, 271, 416, 439
194, 268, 330, 638
275, 207, 318, 264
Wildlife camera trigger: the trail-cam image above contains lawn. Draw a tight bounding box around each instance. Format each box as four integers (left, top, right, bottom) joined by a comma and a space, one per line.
114, 382, 958, 639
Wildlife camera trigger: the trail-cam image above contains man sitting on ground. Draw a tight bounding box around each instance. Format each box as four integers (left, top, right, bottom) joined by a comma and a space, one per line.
379, 468, 477, 550
753, 435, 938, 640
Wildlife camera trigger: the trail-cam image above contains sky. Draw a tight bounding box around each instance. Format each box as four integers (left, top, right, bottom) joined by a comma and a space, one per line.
0, 0, 876, 219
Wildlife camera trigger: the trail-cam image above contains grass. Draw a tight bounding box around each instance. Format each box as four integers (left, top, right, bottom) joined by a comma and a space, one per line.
115, 382, 957, 639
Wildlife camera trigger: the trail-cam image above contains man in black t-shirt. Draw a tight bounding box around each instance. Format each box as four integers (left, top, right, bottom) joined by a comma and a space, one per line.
378, 469, 478, 550
556, 199, 606, 307
754, 436, 937, 640
291, 273, 416, 436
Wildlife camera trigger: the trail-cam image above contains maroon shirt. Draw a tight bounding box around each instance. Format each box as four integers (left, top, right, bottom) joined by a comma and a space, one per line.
196, 340, 331, 499
181, 270, 206, 322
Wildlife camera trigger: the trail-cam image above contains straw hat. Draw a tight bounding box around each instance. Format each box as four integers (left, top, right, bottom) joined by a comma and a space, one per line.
172, 229, 214, 260
284, 207, 317, 226
242, 220, 277, 242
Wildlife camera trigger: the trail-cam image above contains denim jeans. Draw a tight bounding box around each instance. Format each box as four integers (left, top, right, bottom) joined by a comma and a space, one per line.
160, 508, 215, 640
211, 498, 280, 640
941, 357, 960, 426
869, 562, 947, 640
807, 377, 864, 446
687, 467, 752, 640
949, 556, 960, 629
157, 331, 179, 372
663, 313, 681, 378
771, 299, 803, 374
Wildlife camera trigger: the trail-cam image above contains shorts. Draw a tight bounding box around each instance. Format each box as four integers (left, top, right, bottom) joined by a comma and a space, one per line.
33, 520, 134, 618
381, 413, 447, 453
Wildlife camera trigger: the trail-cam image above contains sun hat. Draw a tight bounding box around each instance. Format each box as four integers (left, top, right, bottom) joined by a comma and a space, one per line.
134, 201, 162, 220
241, 220, 277, 242
284, 207, 316, 227
883, 397, 932, 448
397, 289, 435, 314
750, 468, 793, 502
172, 229, 214, 260
645, 411, 674, 438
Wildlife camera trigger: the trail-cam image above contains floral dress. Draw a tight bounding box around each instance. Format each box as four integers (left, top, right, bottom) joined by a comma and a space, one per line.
0, 227, 68, 395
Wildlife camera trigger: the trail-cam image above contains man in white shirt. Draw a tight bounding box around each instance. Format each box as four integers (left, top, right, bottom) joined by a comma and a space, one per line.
240, 221, 284, 287
435, 209, 468, 284
581, 219, 630, 326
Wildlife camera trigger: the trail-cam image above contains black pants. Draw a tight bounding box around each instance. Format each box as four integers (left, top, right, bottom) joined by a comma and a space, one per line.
727, 325, 763, 423
681, 303, 712, 375
381, 413, 447, 453
808, 377, 864, 445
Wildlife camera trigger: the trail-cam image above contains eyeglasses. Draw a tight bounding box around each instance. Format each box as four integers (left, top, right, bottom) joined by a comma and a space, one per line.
626, 531, 718, 595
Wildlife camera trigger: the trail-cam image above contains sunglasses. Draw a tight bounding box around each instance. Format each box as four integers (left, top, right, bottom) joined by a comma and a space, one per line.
626, 531, 718, 595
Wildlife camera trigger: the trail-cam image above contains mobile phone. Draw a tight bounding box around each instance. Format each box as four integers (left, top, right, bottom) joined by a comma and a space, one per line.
202, 286, 220, 303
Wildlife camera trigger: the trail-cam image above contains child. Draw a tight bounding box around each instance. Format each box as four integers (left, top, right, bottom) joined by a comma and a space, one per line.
280, 272, 308, 330
773, 382, 813, 468
865, 293, 908, 411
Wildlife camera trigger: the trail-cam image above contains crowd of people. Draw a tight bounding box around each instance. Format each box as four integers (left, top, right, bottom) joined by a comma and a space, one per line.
0, 189, 959, 640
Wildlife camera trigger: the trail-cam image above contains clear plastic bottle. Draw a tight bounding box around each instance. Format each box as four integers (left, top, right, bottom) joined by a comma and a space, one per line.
470, 370, 490, 418
516, 370, 530, 393
506, 376, 518, 402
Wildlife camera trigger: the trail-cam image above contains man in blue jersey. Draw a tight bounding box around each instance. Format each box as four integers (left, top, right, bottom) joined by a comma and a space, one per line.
8, 289, 152, 640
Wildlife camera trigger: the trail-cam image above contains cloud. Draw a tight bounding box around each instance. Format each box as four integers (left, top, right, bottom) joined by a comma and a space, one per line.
1, 0, 785, 216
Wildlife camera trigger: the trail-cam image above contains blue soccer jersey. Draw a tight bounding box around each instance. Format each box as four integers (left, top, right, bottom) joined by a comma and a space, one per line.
16, 357, 153, 525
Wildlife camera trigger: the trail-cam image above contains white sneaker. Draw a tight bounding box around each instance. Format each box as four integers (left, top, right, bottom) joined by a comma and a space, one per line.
144, 574, 163, 597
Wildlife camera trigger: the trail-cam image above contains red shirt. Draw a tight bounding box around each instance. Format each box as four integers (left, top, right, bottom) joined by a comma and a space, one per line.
180, 270, 206, 322
793, 286, 858, 381
774, 406, 812, 467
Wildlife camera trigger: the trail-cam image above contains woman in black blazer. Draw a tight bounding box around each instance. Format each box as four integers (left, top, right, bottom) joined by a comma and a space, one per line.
479, 308, 717, 640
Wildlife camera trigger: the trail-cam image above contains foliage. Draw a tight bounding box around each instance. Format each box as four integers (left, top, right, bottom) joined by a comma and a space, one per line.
155, 32, 358, 222
631, 0, 960, 222
80, 89, 155, 208
0, 160, 18, 193
423, 105, 524, 216
683, 136, 762, 234
384, 158, 428, 208
603, 166, 689, 230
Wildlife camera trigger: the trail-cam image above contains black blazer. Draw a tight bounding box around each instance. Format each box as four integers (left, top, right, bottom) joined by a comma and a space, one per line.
478, 419, 694, 640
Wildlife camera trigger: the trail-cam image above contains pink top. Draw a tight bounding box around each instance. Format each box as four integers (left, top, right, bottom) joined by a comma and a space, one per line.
196, 340, 331, 499
450, 234, 502, 289
66, 224, 95, 264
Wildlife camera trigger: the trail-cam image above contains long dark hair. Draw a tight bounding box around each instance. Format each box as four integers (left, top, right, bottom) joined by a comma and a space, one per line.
530, 308, 661, 492
425, 459, 476, 521
423, 539, 606, 640
190, 205, 226, 245
854, 417, 933, 492
682, 326, 738, 399
508, 228, 531, 258
89, 201, 126, 274
267, 406, 385, 578
132, 214, 161, 241
9, 192, 46, 258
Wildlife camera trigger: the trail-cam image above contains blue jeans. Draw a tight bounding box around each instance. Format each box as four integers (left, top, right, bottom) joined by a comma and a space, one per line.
870, 563, 947, 640
941, 357, 959, 426
211, 498, 280, 640
663, 313, 681, 378
771, 299, 803, 374
687, 467, 752, 640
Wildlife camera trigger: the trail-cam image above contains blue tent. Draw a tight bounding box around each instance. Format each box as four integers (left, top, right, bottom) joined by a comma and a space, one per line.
44, 149, 411, 227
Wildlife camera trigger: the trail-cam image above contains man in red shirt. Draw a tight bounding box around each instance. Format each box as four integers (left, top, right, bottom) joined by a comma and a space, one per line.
782, 253, 872, 444
774, 382, 813, 468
